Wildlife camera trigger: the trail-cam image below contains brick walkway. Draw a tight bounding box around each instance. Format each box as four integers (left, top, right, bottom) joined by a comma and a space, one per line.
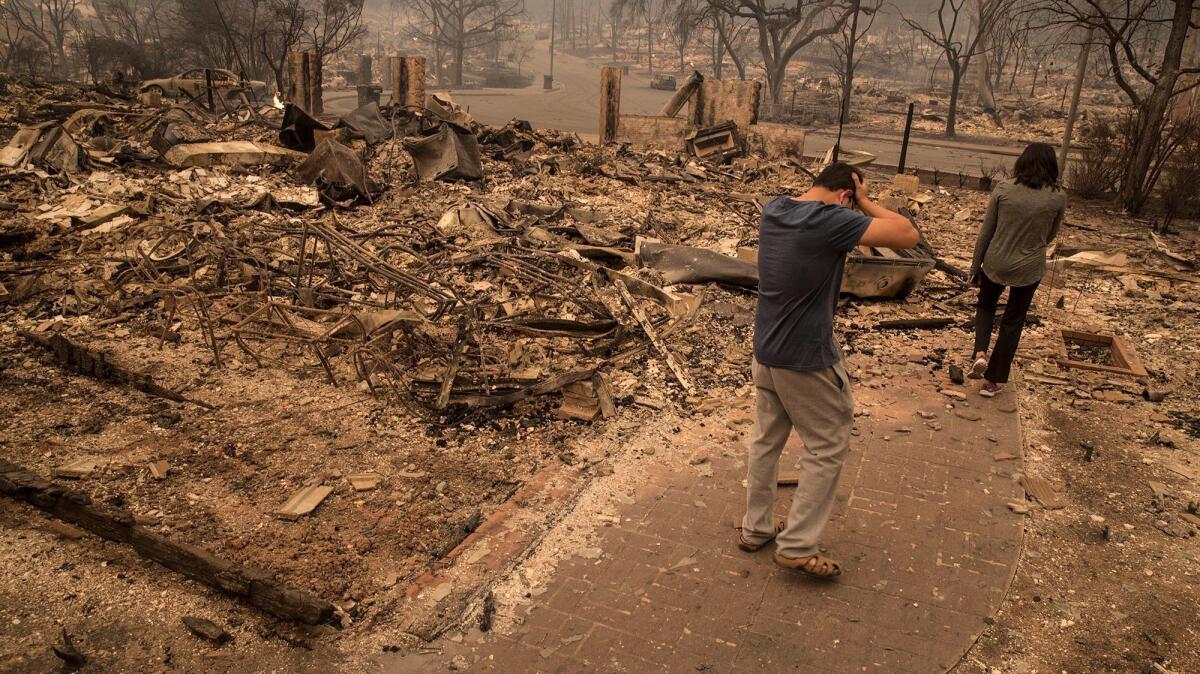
468, 368, 1025, 674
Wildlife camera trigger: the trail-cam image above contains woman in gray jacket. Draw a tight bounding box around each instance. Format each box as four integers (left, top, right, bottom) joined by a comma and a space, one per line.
969, 142, 1067, 397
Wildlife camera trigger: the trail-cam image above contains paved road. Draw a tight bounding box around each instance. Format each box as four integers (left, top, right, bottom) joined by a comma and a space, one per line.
326, 43, 1025, 174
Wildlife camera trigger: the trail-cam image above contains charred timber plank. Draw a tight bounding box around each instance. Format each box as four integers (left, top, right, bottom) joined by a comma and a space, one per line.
0, 459, 333, 624
435, 328, 467, 410
21, 331, 214, 409
874, 317, 956, 331
935, 258, 969, 280
447, 369, 596, 408
658, 71, 703, 118
614, 280, 695, 393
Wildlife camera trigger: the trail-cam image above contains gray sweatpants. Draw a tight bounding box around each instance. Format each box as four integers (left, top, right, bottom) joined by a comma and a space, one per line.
742, 358, 854, 558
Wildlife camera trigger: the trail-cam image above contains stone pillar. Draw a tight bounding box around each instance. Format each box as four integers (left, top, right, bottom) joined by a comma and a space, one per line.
357, 85, 381, 108
306, 51, 323, 115
391, 56, 427, 110
288, 51, 309, 111
358, 54, 373, 86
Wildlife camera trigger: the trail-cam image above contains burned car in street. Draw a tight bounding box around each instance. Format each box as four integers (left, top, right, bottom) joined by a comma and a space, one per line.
140, 68, 270, 102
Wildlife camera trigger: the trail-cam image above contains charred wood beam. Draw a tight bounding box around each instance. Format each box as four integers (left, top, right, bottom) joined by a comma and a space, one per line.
658, 71, 704, 118
0, 459, 334, 624
445, 369, 597, 408
614, 280, 695, 393
874, 317, 956, 330
21, 332, 214, 409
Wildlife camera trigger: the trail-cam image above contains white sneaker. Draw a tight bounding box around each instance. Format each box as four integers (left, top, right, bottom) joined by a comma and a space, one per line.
968, 357, 988, 379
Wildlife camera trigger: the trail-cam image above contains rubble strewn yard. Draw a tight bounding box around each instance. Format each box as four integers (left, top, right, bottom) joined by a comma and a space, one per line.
2, 31, 1200, 674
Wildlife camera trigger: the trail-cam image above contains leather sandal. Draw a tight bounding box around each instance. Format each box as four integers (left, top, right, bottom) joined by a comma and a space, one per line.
773, 552, 842, 578
737, 516, 787, 553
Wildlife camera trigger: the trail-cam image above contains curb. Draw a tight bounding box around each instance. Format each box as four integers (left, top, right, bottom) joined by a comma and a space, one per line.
396, 460, 586, 640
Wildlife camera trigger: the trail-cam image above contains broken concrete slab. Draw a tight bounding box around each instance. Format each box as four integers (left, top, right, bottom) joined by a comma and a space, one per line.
149, 461, 170, 480
892, 174, 920, 195
75, 203, 130, 232
164, 141, 306, 169
347, 473, 382, 492
275, 484, 333, 521
556, 380, 601, 421
53, 458, 98, 479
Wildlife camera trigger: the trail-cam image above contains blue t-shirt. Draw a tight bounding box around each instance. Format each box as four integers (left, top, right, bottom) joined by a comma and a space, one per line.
753, 196, 870, 371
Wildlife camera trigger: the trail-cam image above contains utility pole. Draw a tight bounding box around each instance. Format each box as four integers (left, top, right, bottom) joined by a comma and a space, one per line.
1059, 27, 1094, 177
547, 0, 557, 89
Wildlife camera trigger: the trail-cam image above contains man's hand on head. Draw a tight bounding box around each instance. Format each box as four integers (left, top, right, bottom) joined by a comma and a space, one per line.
852, 172, 870, 206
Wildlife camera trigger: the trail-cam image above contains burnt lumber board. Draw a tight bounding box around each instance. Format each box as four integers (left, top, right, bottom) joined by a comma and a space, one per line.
0, 459, 333, 624
21, 331, 214, 409
935, 258, 969, 280
874, 317, 956, 330
447, 368, 596, 408
614, 280, 695, 393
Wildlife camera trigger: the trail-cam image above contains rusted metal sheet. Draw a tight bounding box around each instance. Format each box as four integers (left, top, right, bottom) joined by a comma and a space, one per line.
842, 249, 936, 299
737, 246, 936, 300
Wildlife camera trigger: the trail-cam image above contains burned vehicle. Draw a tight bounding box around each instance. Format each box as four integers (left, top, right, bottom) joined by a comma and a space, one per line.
650, 74, 677, 91
140, 68, 270, 102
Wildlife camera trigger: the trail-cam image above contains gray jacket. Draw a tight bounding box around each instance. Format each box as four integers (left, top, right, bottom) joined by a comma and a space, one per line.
970, 180, 1067, 287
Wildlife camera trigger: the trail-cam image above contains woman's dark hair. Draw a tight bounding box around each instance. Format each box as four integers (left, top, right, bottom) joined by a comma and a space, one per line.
1012, 142, 1059, 190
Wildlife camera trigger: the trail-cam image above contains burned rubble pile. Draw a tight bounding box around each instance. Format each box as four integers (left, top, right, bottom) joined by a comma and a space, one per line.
3, 73, 1200, 671
0, 80, 771, 421
0, 74, 828, 634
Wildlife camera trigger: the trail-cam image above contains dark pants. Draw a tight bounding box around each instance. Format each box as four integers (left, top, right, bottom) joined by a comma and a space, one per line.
973, 272, 1039, 384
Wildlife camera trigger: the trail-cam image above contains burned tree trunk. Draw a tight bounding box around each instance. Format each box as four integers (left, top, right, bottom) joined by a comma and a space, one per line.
1120, 0, 1195, 214
946, 65, 963, 137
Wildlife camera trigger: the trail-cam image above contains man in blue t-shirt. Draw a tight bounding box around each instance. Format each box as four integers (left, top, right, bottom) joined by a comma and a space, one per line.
738, 163, 919, 578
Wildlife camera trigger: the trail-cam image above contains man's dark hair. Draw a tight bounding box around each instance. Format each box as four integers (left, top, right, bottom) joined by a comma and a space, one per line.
812, 162, 864, 193
1012, 142, 1059, 190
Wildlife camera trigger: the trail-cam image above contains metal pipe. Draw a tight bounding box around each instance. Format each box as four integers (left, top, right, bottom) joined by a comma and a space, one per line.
548, 0, 556, 89
898, 102, 914, 174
